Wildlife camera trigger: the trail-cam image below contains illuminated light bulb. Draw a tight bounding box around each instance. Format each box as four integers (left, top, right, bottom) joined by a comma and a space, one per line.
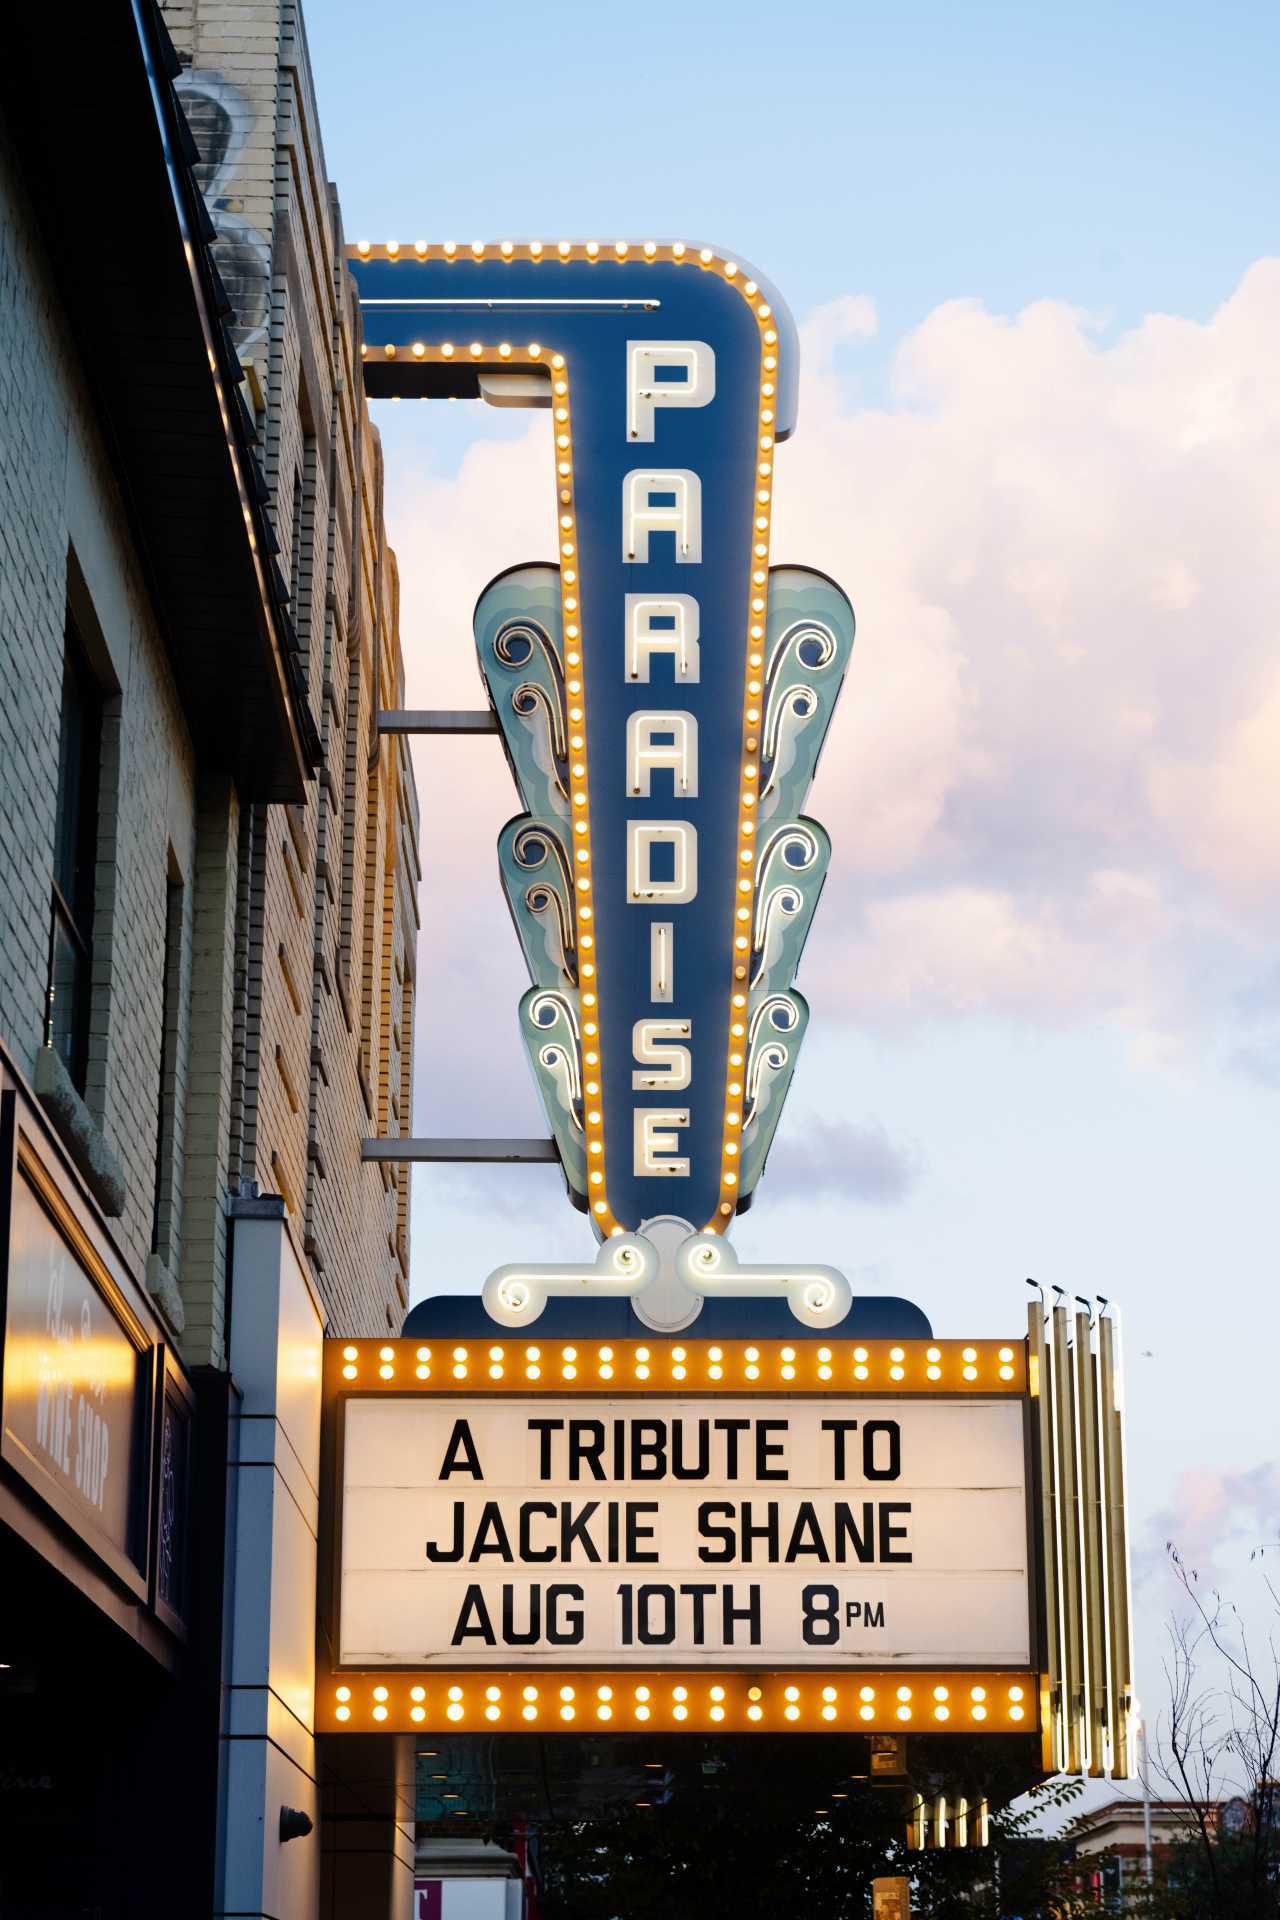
890, 1346, 904, 1362
674, 1705, 688, 1722
452, 1364, 467, 1380
411, 1686, 426, 1702
636, 1365, 650, 1380
896, 1706, 911, 1722
441, 342, 454, 358
926, 1365, 941, 1380
972, 1704, 987, 1722
442, 240, 457, 257
1009, 1686, 1024, 1701
699, 247, 713, 262
818, 1365, 832, 1381
821, 1687, 838, 1703
859, 1686, 875, 1702
343, 1345, 358, 1360
526, 1365, 541, 1381
372, 1705, 387, 1721
560, 1685, 575, 1702
785, 1705, 800, 1722
897, 1686, 912, 1703
485, 1704, 500, 1722
962, 1347, 978, 1362
488, 1345, 504, 1361
470, 241, 485, 257
672, 241, 686, 257
999, 1346, 1014, 1362
585, 241, 600, 257
1010, 1705, 1026, 1722
643, 240, 657, 256
342, 1364, 357, 1380
557, 240, 571, 257
530, 242, 543, 257
745, 1365, 759, 1381
784, 1686, 800, 1703
999, 1365, 1015, 1380
563, 1364, 577, 1380
854, 1365, 868, 1381
821, 1705, 837, 1721
560, 1705, 575, 1721
498, 342, 512, 359
522, 1705, 537, 1721
935, 1705, 950, 1722
563, 1346, 578, 1361
745, 1347, 759, 1362
859, 1705, 874, 1722
710, 1705, 725, 1722
453, 1347, 467, 1362
818, 1347, 832, 1363
709, 1365, 722, 1380
970, 1687, 987, 1702
934, 1686, 949, 1701
598, 1704, 613, 1720
383, 343, 396, 357
500, 241, 514, 257
747, 1704, 763, 1722
782, 1347, 796, 1363
468, 342, 482, 358
672, 1365, 686, 1380
356, 240, 371, 256
963, 1366, 978, 1381
600, 1364, 614, 1380
336, 1686, 352, 1702
759, 303, 773, 318
890, 1366, 905, 1382
488, 1365, 503, 1381
725, 261, 738, 277
416, 1346, 431, 1362
378, 1363, 393, 1379
374, 1686, 390, 1704
614, 240, 629, 257
412, 341, 425, 358
380, 1345, 394, 1361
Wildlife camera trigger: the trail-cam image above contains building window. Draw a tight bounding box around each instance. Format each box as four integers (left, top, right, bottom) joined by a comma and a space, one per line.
47, 613, 102, 1093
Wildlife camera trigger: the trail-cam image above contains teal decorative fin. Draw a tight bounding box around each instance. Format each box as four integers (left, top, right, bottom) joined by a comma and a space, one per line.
738, 990, 809, 1198
757, 567, 854, 828
498, 816, 577, 993
750, 817, 831, 1002
475, 566, 569, 824
519, 987, 587, 1206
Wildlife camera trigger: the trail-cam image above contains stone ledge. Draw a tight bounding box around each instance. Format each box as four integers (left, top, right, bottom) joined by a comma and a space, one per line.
33, 1046, 126, 1218
146, 1251, 185, 1335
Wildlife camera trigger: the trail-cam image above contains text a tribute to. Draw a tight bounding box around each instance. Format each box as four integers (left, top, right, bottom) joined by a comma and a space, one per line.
339, 1400, 1031, 1667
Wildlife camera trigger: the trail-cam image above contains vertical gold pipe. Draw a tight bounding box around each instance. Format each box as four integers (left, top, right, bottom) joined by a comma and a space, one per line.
1028, 1301, 1063, 1773
1051, 1302, 1084, 1774
1074, 1308, 1106, 1776
1098, 1310, 1135, 1776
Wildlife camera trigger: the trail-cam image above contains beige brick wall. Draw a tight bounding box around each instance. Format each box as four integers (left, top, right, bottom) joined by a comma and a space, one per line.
1, 1, 419, 1363
0, 121, 200, 1297
164, 0, 420, 1341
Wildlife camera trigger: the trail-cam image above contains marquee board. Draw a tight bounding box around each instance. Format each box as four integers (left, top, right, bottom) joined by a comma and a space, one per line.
317, 1317, 1131, 1774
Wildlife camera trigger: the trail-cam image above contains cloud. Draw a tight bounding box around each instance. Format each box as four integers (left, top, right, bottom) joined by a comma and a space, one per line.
382, 259, 1280, 1098
1134, 1461, 1280, 1590
760, 1115, 920, 1205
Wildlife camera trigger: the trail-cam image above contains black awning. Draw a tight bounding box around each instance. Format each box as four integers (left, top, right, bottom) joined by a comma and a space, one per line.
1, 0, 319, 802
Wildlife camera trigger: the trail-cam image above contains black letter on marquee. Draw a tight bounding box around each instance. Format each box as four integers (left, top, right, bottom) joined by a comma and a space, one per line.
821, 1419, 859, 1480
529, 1419, 564, 1480
451, 1585, 496, 1646
878, 1502, 912, 1563
862, 1421, 901, 1482
439, 1419, 484, 1480
547, 1585, 585, 1645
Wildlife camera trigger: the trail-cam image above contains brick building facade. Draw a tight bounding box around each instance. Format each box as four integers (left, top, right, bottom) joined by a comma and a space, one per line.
0, 1, 418, 1912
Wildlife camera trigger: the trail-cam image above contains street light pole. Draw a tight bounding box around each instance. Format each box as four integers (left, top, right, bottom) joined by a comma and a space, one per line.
1138, 1716, 1154, 1884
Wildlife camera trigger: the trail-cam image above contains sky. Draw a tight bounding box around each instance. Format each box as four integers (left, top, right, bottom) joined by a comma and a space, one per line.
302, 0, 1280, 1786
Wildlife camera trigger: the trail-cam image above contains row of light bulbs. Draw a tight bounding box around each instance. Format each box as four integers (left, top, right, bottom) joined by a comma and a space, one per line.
351, 248, 780, 1238
331, 1678, 1029, 1727
351, 239, 768, 291
338, 1341, 1021, 1385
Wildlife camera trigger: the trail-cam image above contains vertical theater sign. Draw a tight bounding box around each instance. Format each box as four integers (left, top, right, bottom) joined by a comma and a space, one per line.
319, 240, 1133, 1788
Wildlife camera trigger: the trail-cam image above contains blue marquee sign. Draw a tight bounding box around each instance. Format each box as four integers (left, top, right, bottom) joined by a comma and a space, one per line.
352, 241, 852, 1258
